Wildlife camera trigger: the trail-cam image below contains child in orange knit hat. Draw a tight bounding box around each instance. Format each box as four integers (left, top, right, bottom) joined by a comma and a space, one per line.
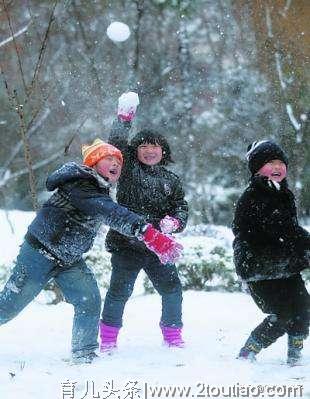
0, 139, 182, 364
82, 139, 123, 182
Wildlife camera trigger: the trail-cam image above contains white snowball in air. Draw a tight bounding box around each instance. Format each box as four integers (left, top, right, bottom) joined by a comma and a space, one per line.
106, 22, 131, 42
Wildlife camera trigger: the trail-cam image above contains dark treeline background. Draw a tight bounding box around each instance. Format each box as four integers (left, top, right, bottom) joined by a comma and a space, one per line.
0, 0, 309, 225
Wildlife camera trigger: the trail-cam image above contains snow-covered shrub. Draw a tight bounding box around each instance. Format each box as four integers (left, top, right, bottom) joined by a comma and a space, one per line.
83, 241, 112, 294
177, 244, 238, 292
0, 263, 11, 291
143, 238, 239, 293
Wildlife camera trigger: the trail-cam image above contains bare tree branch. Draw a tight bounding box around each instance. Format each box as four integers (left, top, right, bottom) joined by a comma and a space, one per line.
0, 21, 31, 48
0, 63, 15, 109
1, 108, 51, 174
64, 116, 88, 155
279, 0, 292, 17
28, 0, 59, 97
2, 0, 28, 95
70, 0, 104, 102
0, 150, 63, 188
12, 89, 38, 210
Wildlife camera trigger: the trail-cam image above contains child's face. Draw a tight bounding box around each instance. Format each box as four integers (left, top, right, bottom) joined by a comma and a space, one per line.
137, 143, 163, 166
257, 159, 287, 182
94, 155, 122, 182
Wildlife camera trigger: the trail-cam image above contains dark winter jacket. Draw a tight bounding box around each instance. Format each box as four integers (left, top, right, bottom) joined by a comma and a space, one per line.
105, 119, 188, 254
27, 162, 146, 265
232, 175, 310, 282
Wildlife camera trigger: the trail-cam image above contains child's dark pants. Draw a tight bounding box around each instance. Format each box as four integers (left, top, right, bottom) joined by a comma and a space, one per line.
248, 274, 310, 348
101, 250, 183, 328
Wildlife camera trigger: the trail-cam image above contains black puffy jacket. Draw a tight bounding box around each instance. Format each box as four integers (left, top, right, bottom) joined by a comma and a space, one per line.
28, 162, 146, 265
232, 175, 309, 281
105, 119, 188, 254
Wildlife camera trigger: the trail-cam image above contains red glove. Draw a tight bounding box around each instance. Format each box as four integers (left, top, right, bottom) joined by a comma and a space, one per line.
159, 215, 180, 234
141, 224, 183, 264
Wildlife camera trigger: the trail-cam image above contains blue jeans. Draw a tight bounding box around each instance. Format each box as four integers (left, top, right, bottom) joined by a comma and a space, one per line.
102, 251, 183, 328
0, 241, 101, 359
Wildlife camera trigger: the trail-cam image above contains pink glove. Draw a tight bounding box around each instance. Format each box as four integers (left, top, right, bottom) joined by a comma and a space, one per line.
141, 224, 183, 264
159, 216, 180, 234
117, 92, 140, 122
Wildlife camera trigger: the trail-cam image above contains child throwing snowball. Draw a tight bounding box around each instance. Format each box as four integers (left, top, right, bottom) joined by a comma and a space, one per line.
0, 139, 182, 364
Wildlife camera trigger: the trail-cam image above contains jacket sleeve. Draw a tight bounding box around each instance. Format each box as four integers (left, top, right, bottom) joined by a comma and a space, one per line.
109, 118, 132, 152
262, 191, 310, 248
169, 177, 188, 232
232, 190, 260, 245
109, 118, 136, 176
68, 185, 146, 238
294, 224, 310, 251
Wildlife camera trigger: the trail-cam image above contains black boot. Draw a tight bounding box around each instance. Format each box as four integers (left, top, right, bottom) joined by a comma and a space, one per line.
287, 335, 303, 366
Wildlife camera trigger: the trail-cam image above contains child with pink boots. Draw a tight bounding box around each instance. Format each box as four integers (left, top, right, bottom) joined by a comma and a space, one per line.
99, 92, 188, 352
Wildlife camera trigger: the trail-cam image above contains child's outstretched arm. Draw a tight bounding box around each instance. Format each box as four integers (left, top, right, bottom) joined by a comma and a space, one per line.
67, 184, 182, 264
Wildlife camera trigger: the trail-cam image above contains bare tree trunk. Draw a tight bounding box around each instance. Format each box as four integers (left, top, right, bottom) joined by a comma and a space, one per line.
177, 1, 193, 183
1, 71, 39, 210
264, 3, 308, 204
71, 0, 105, 107
1, 0, 64, 303
2, 0, 28, 95
15, 97, 39, 210
1, 0, 60, 210
129, 0, 145, 91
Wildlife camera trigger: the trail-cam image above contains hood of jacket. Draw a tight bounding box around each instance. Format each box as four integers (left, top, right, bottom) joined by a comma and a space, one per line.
46, 162, 111, 191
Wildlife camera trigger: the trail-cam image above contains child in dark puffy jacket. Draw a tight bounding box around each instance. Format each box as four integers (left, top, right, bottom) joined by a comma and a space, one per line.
232, 140, 310, 365
99, 92, 188, 351
0, 139, 181, 364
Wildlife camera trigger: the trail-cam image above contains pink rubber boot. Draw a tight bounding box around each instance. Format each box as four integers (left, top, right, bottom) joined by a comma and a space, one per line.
161, 325, 185, 348
99, 321, 120, 353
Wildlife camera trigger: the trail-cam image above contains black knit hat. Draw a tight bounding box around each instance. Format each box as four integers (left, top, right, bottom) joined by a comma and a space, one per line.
246, 140, 288, 175
130, 129, 173, 165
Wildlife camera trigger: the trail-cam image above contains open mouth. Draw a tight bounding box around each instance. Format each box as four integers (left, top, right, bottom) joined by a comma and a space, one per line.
144, 155, 157, 161
271, 172, 281, 177
109, 169, 119, 175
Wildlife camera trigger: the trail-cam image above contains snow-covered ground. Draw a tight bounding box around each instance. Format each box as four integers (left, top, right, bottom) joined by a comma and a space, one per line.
1, 292, 309, 399
0, 210, 309, 399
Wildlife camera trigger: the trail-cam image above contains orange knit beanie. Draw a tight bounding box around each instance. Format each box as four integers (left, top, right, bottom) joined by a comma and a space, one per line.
82, 138, 123, 167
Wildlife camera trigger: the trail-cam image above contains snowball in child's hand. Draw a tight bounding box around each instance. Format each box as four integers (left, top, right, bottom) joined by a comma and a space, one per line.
118, 92, 140, 122
118, 92, 140, 109
107, 22, 131, 42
